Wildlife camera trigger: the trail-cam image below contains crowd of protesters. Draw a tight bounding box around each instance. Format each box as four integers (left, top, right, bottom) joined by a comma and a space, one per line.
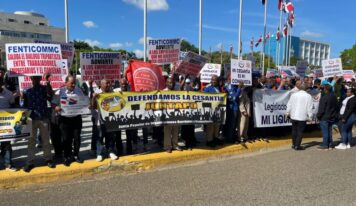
0, 66, 356, 173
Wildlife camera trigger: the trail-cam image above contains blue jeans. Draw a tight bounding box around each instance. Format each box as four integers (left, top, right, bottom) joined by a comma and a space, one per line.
320, 120, 333, 147
0, 141, 12, 167
341, 114, 356, 144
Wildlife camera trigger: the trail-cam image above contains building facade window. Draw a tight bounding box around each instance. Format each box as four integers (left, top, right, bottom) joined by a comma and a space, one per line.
8, 18, 17, 23
0, 29, 51, 40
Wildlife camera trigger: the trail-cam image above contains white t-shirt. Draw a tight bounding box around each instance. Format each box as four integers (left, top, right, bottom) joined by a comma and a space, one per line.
0, 87, 15, 109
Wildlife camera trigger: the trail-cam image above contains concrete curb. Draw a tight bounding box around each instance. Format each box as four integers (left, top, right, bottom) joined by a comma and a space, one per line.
0, 136, 323, 189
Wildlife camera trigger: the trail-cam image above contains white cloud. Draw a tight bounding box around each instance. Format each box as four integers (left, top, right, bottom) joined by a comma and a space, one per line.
83, 21, 97, 28
300, 30, 324, 38
123, 0, 169, 11
83, 39, 101, 47
109, 43, 124, 48
109, 42, 133, 48
215, 42, 223, 50
133, 49, 144, 58
202, 24, 236, 33
138, 36, 153, 44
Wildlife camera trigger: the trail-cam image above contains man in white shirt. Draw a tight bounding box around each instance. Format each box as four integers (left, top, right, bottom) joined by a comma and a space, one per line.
53, 76, 87, 166
286, 83, 313, 150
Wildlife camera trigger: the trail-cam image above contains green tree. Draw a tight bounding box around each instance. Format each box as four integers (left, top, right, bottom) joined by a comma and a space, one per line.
340, 44, 356, 70
289, 56, 302, 66
180, 40, 207, 55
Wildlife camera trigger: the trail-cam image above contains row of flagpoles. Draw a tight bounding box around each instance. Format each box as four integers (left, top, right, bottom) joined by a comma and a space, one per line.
63, 0, 296, 73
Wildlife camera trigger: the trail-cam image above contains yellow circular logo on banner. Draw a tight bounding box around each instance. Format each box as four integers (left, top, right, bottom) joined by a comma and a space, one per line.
101, 96, 126, 112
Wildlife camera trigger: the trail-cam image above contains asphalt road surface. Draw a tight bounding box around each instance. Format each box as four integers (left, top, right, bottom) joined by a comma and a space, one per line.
1, 145, 356, 206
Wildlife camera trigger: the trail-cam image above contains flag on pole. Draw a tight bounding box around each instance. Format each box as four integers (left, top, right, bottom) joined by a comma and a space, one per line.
255, 36, 262, 47
261, 0, 266, 5
278, 0, 284, 11
264, 32, 270, 43
283, 24, 288, 37
266, 32, 270, 40
284, 1, 294, 13
276, 27, 281, 41
288, 13, 295, 28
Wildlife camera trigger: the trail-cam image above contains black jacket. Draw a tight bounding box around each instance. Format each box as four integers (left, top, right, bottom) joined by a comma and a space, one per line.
317, 92, 338, 121
342, 96, 356, 121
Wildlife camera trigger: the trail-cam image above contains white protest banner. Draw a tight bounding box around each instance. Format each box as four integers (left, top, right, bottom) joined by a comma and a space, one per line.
148, 38, 181, 65
230, 59, 252, 85
253, 89, 320, 128
280, 68, 296, 78
174, 52, 208, 76
0, 109, 32, 142
322, 58, 343, 78
277, 66, 296, 72
266, 69, 279, 78
343, 70, 355, 81
60, 96, 90, 117
80, 52, 121, 81
34, 40, 75, 69
296, 60, 308, 77
6, 43, 63, 77
18, 59, 68, 90
313, 69, 323, 78
200, 63, 221, 83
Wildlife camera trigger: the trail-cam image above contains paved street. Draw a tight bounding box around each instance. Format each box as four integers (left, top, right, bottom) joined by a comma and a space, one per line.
1, 142, 356, 206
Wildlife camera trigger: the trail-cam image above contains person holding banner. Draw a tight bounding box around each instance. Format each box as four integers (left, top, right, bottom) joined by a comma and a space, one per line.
93, 79, 118, 161
23, 76, 56, 172
239, 84, 251, 142
181, 78, 197, 150
114, 78, 139, 155
0, 80, 18, 171
286, 83, 313, 150
163, 77, 183, 153
53, 76, 87, 166
223, 77, 241, 143
204, 75, 223, 147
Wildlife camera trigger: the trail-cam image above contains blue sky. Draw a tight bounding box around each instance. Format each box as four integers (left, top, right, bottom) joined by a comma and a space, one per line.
1, 0, 355, 59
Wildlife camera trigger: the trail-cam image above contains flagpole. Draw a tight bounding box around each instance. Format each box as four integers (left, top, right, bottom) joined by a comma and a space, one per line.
262, 0, 268, 75
277, 9, 282, 65
199, 0, 202, 55
288, 27, 292, 66
285, 24, 289, 66
220, 44, 223, 65
268, 36, 271, 68
143, 0, 147, 62
64, 0, 69, 43
237, 0, 243, 59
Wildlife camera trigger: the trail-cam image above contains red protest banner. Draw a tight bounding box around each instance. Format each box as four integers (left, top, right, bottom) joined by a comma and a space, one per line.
148, 38, 181, 65
126, 60, 165, 91
174, 52, 208, 77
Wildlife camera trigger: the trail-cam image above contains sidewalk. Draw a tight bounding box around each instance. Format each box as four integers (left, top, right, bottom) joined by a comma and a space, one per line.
0, 123, 329, 189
